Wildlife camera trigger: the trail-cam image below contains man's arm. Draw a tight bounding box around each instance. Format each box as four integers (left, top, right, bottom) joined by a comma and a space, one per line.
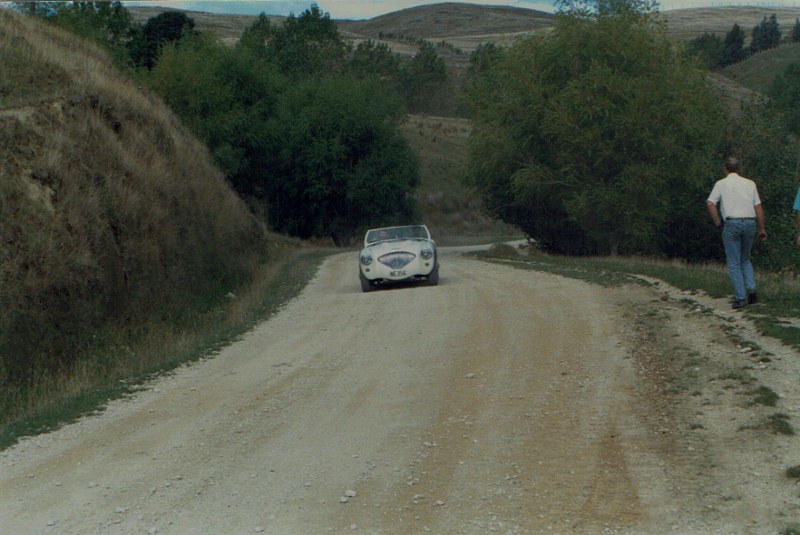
755, 204, 767, 241
706, 201, 722, 228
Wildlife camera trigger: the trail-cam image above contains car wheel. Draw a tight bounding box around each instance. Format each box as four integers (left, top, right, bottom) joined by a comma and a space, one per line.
360, 273, 373, 293
427, 264, 439, 286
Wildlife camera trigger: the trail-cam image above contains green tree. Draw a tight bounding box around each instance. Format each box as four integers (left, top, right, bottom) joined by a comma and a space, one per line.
727, 99, 800, 271
767, 58, 800, 137
463, 43, 504, 116
555, 0, 659, 20
398, 40, 448, 113
261, 5, 349, 78
684, 32, 724, 69
147, 32, 285, 202
467, 12, 724, 256
721, 23, 747, 66
347, 40, 400, 81
792, 18, 800, 42
14, 1, 133, 64
129, 11, 195, 69
751, 14, 781, 54
270, 76, 419, 245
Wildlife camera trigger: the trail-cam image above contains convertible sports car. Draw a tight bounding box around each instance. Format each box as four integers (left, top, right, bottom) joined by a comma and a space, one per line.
358, 224, 439, 292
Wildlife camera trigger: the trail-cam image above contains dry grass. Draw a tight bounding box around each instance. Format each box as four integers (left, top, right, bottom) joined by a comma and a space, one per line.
0, 10, 267, 419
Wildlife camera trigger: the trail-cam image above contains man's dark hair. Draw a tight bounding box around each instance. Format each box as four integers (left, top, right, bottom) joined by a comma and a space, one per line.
724, 156, 740, 173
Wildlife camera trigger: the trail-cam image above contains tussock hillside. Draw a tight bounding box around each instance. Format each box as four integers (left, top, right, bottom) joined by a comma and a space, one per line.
338, 2, 554, 39
0, 10, 265, 382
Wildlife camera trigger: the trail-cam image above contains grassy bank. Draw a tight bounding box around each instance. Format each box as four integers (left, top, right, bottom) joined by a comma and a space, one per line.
476, 248, 800, 347
0, 246, 331, 451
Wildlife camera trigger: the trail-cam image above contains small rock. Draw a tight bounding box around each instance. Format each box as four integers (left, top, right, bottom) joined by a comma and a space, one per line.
465, 373, 476, 379
345, 489, 357, 498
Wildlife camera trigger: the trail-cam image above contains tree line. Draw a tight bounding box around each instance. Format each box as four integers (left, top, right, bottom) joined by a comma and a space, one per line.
17, 0, 800, 270
462, 0, 800, 269
17, 1, 452, 246
686, 13, 800, 69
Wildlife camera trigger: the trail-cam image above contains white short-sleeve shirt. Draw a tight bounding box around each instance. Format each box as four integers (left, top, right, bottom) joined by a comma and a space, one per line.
706, 173, 761, 220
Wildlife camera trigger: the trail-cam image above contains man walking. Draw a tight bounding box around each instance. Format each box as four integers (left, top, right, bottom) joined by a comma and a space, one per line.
706, 157, 767, 309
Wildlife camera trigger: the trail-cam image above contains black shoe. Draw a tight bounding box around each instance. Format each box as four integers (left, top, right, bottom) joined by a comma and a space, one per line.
748, 291, 758, 305
732, 299, 748, 309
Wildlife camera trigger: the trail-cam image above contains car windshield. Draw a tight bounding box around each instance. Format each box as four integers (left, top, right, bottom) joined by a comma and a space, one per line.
366, 225, 429, 245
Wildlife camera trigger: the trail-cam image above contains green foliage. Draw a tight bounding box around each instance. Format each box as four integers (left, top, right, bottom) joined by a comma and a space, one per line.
728, 99, 800, 272
555, 0, 659, 20
129, 10, 195, 69
270, 76, 419, 245
259, 5, 349, 78
17, 1, 133, 65
398, 41, 449, 113
347, 40, 400, 81
463, 43, 504, 116
750, 14, 782, 54
148, 32, 284, 202
768, 59, 800, 137
721, 23, 748, 66
684, 32, 724, 69
793, 18, 800, 43
148, 14, 419, 246
466, 14, 724, 256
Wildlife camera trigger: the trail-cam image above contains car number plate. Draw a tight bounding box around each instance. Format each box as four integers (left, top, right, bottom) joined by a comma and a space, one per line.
390, 270, 406, 277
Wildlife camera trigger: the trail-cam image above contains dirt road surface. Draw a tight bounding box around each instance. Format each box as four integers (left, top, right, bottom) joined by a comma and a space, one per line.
2, 248, 800, 534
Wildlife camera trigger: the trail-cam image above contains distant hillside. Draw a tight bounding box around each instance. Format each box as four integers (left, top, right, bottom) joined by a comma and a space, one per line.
720, 41, 800, 94
661, 6, 800, 42
337, 2, 554, 41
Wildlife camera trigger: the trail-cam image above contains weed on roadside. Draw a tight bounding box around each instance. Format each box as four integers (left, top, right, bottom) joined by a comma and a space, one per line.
749, 385, 780, 407
768, 413, 796, 436
786, 465, 800, 480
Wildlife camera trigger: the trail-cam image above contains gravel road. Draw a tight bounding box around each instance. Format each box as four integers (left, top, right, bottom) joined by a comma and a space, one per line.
2, 248, 800, 535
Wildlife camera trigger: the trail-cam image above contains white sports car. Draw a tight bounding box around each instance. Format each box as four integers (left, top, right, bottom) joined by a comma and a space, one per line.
358, 224, 439, 292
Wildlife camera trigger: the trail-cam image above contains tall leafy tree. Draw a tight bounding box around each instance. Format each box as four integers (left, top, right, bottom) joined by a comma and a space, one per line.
555, 0, 659, 20
750, 14, 781, 54
466, 4, 724, 256
767, 58, 800, 137
684, 32, 724, 69
347, 40, 400, 81
147, 32, 285, 202
398, 41, 448, 113
463, 42, 504, 115
793, 18, 800, 42
129, 11, 195, 69
261, 5, 349, 78
14, 1, 133, 63
270, 76, 419, 245
721, 23, 747, 66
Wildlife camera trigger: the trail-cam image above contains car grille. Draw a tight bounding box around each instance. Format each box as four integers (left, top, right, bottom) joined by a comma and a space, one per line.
378, 252, 415, 269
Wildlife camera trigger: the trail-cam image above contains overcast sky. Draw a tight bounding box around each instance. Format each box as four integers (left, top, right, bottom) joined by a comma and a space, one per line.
124, 0, 800, 19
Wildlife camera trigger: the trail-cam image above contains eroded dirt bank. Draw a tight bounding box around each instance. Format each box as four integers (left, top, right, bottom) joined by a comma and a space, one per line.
2, 250, 799, 534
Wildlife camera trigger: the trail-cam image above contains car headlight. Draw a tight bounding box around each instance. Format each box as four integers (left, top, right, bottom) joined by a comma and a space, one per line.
420, 247, 433, 260
360, 253, 372, 266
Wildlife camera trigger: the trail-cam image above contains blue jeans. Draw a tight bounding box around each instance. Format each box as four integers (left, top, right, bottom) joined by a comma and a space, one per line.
722, 218, 757, 301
